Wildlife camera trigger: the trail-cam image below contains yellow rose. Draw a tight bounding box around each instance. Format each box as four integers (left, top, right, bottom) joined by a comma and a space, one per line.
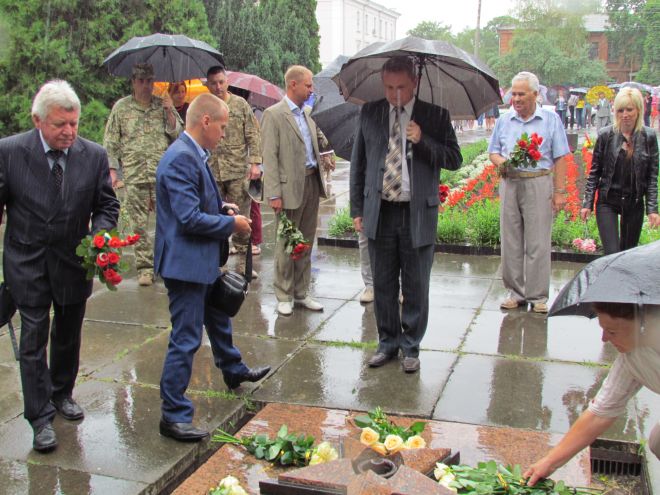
370, 442, 388, 455
218, 475, 240, 488
384, 434, 404, 454
404, 435, 426, 449
315, 441, 338, 462
309, 453, 323, 466
360, 427, 380, 446
434, 462, 449, 480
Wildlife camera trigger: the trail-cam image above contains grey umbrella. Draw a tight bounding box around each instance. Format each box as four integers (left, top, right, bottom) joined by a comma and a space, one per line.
103, 33, 225, 82
332, 36, 501, 120
311, 55, 361, 160
549, 241, 660, 318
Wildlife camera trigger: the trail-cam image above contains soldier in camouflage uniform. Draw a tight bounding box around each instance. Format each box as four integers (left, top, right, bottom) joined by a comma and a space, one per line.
206, 66, 262, 276
104, 63, 182, 286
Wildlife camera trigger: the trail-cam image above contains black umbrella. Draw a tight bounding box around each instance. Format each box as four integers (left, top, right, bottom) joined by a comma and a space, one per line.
311, 55, 361, 160
332, 36, 501, 120
549, 241, 660, 318
103, 33, 225, 82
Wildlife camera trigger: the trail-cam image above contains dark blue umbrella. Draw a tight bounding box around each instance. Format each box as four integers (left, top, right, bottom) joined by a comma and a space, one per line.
103, 33, 225, 82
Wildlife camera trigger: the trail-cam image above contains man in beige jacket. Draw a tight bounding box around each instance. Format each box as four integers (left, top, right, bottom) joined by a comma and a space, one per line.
261, 65, 333, 316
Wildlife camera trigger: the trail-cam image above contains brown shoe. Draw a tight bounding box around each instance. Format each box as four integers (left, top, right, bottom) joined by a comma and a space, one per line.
532, 302, 548, 313
368, 352, 396, 368
402, 357, 420, 373
138, 273, 153, 286
500, 297, 523, 310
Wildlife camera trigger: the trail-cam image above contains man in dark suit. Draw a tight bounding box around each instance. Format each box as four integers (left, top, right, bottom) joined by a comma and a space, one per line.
0, 80, 120, 452
350, 56, 462, 373
155, 93, 270, 442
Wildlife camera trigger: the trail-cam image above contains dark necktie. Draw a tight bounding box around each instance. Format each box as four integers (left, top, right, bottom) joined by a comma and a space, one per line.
382, 107, 402, 201
47, 149, 64, 191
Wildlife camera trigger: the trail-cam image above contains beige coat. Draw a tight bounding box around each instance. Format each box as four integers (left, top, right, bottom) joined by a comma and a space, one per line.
261, 99, 328, 210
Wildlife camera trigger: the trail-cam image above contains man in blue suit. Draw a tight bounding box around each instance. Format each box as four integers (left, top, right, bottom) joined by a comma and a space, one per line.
155, 93, 270, 442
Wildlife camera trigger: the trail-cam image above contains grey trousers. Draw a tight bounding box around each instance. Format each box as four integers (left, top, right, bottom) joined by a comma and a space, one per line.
499, 174, 553, 304
359, 231, 373, 288
273, 173, 320, 302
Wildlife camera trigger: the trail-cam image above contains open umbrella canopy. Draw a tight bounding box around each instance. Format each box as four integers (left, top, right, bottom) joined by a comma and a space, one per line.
586, 85, 615, 105
311, 55, 360, 160
549, 241, 660, 318
332, 36, 501, 119
103, 33, 224, 82
569, 87, 588, 95
225, 71, 284, 109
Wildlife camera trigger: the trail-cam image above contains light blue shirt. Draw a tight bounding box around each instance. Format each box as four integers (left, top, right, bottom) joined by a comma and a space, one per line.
39, 131, 69, 171
183, 131, 211, 164
284, 95, 318, 169
488, 105, 570, 171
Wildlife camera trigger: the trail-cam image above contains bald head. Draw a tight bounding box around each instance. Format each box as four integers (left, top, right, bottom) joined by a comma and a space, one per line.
285, 65, 313, 107
186, 93, 229, 149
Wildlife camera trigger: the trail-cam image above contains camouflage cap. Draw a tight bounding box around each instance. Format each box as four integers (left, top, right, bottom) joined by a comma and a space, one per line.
132, 63, 154, 79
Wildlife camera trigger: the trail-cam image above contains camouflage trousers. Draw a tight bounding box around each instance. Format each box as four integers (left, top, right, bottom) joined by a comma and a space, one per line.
123, 182, 155, 276
218, 177, 251, 254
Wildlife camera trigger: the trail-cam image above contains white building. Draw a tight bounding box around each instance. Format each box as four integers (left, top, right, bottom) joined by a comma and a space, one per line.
316, 0, 400, 67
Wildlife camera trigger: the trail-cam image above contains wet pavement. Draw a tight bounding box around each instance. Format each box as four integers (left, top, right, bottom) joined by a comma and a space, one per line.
1, 126, 658, 494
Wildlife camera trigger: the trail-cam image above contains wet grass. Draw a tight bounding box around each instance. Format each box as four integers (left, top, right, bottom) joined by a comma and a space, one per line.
314, 339, 378, 349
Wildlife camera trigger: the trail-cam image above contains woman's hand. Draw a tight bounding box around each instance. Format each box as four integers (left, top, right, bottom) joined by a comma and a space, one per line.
580, 208, 591, 222
648, 213, 660, 228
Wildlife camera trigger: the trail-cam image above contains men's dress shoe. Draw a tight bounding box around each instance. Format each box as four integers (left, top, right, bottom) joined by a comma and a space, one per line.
51, 396, 84, 421
159, 419, 209, 442
532, 302, 549, 314
402, 357, 421, 373
368, 352, 396, 368
500, 297, 524, 310
277, 301, 293, 316
294, 296, 324, 311
225, 366, 271, 390
33, 423, 57, 452
359, 287, 374, 303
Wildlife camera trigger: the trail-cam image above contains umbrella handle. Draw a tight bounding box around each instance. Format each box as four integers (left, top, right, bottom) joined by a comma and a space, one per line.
406, 56, 425, 162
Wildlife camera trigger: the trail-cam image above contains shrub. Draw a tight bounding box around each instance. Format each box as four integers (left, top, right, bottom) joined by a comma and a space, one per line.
328, 206, 355, 237
437, 208, 468, 244
466, 200, 500, 247
79, 99, 110, 145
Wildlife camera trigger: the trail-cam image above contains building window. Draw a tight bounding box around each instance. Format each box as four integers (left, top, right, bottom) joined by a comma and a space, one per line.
379, 20, 383, 37
365, 13, 368, 31
357, 14, 360, 32
588, 42, 599, 60
607, 39, 618, 62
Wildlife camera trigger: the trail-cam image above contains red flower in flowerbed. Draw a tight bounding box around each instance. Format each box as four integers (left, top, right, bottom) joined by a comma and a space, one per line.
76, 229, 140, 290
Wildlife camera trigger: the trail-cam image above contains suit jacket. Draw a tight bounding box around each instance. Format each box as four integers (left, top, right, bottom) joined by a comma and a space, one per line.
350, 99, 462, 248
155, 133, 235, 284
262, 99, 328, 210
0, 129, 119, 306
596, 99, 611, 118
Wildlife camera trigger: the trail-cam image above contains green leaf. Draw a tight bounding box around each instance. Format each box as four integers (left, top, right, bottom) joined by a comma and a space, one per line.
254, 446, 265, 458
280, 450, 293, 465
277, 425, 288, 438
408, 421, 426, 434
267, 443, 281, 461
353, 415, 373, 428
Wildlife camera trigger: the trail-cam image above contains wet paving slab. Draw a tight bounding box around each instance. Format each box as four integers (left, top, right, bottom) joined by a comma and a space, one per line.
253, 344, 457, 417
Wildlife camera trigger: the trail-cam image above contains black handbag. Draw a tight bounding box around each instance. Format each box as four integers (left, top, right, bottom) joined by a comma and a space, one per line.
208, 238, 253, 317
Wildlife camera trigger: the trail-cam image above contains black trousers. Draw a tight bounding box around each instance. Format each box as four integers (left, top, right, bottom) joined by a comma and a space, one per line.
18, 300, 86, 427
596, 197, 645, 255
368, 201, 435, 358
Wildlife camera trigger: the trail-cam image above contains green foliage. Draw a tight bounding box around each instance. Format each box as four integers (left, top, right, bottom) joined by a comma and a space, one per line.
437, 208, 468, 244
353, 407, 426, 443
328, 206, 356, 238
465, 200, 500, 247
635, 0, 660, 85
606, 0, 647, 76
79, 99, 110, 144
407, 21, 454, 41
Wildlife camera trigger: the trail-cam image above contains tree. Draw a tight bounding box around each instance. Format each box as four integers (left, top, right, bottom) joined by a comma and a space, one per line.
0, 0, 213, 141
407, 21, 453, 41
605, 0, 646, 77
634, 0, 659, 84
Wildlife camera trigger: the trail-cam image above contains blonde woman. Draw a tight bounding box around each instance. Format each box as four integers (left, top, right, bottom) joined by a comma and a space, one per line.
580, 88, 659, 254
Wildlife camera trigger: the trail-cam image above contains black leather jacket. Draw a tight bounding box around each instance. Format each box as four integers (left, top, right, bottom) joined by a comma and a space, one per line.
582, 125, 658, 214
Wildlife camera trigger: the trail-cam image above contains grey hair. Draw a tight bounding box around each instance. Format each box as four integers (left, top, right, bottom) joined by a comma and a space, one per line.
511, 71, 540, 93
31, 80, 81, 120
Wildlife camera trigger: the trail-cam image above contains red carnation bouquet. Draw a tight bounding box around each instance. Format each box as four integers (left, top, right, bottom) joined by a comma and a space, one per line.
75, 229, 140, 290
499, 132, 543, 177
277, 212, 311, 261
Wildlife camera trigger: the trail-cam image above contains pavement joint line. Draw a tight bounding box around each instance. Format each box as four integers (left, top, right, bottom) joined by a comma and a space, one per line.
83, 317, 171, 330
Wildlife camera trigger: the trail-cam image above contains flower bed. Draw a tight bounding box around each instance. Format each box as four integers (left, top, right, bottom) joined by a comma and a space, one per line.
326, 145, 660, 253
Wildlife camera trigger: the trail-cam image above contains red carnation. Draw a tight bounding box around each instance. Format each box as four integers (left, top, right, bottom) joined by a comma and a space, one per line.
126, 234, 140, 245
96, 252, 109, 267
517, 139, 528, 148
103, 268, 118, 281
93, 235, 105, 248
108, 237, 122, 248
108, 252, 120, 264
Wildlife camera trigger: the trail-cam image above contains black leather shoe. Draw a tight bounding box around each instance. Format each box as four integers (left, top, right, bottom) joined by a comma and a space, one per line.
159, 419, 209, 442
33, 423, 57, 452
224, 366, 271, 390
51, 396, 84, 421
402, 357, 421, 373
368, 352, 396, 368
